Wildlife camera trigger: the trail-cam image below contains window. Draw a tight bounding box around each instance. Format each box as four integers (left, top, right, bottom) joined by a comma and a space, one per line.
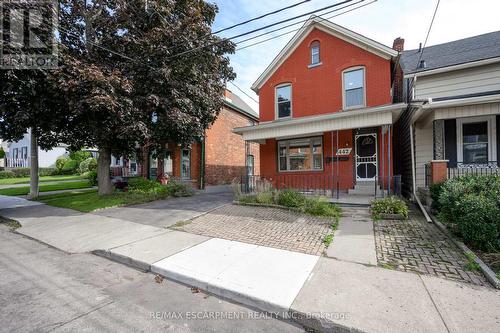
181, 149, 191, 179
21, 146, 28, 159
278, 137, 323, 172
247, 155, 254, 176
457, 116, 497, 165
343, 68, 365, 109
310, 41, 320, 65
276, 84, 292, 118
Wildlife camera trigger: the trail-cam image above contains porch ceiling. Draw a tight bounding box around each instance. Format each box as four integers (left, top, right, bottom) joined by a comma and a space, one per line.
234, 103, 406, 142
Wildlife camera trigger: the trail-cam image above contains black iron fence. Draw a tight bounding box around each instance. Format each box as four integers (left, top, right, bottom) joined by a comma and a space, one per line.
240, 174, 402, 197
448, 161, 499, 179
425, 163, 431, 187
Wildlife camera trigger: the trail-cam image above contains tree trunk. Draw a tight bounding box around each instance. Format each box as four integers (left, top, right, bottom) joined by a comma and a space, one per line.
28, 130, 39, 199
97, 147, 112, 195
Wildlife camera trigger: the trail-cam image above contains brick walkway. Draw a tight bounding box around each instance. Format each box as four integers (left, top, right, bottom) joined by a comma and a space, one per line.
374, 211, 489, 287
175, 204, 333, 255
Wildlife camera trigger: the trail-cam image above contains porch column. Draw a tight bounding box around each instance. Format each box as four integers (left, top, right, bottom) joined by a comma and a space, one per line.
430, 160, 448, 184
433, 120, 445, 160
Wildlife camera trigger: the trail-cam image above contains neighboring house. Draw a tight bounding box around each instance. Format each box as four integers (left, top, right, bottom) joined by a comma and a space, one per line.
394, 31, 500, 198
5, 129, 69, 168
234, 16, 405, 196
128, 89, 260, 189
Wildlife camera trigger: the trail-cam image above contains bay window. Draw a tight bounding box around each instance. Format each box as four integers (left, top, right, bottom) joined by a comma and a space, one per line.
278, 137, 323, 172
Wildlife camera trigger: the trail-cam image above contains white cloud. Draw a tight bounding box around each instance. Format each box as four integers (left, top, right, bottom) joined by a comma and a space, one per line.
212, 0, 500, 113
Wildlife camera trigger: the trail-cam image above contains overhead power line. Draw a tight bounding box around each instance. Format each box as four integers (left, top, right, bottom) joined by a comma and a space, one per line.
166, 0, 354, 60
229, 81, 259, 104
236, 0, 374, 51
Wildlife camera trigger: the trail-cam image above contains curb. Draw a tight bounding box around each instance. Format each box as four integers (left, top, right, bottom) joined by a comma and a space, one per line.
288, 309, 365, 333
428, 214, 500, 289
92, 249, 151, 272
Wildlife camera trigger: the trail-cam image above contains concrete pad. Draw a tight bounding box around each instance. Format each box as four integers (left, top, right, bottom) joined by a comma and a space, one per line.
152, 238, 319, 314
326, 216, 377, 265
420, 275, 500, 333
97, 231, 210, 271
16, 212, 170, 253
0, 195, 42, 210
291, 257, 448, 333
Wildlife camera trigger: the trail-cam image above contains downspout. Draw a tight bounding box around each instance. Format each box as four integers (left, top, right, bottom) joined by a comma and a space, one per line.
410, 123, 432, 222
199, 135, 206, 190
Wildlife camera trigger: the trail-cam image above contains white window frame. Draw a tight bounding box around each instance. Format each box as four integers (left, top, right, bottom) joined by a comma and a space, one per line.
275, 83, 292, 120
456, 115, 497, 165
309, 41, 321, 67
342, 66, 366, 110
277, 136, 323, 172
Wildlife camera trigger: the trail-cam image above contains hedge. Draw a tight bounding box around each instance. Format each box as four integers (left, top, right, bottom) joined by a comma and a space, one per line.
437, 175, 500, 252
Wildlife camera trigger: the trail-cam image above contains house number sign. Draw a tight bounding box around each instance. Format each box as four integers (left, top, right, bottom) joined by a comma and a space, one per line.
336, 148, 352, 156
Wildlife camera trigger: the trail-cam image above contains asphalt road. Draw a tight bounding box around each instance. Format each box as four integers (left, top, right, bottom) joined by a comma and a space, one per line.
93, 190, 235, 228
0, 225, 304, 333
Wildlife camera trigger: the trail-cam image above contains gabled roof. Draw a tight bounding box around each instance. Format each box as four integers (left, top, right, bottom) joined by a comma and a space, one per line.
223, 91, 259, 121
251, 15, 398, 93
400, 30, 500, 75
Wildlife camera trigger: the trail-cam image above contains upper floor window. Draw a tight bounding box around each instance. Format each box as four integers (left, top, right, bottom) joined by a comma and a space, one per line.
343, 67, 365, 109
310, 41, 320, 65
276, 84, 292, 119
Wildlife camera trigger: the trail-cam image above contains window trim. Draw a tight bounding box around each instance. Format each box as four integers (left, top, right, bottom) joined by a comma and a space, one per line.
310, 40, 321, 66
277, 136, 324, 173
342, 66, 366, 110
180, 148, 191, 180
456, 115, 497, 164
275, 83, 292, 120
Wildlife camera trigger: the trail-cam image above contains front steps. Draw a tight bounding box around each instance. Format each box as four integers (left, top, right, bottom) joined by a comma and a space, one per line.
348, 181, 384, 196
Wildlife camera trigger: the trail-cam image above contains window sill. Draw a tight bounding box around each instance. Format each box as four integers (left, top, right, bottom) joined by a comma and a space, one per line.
277, 169, 324, 173
308, 62, 322, 69
342, 105, 366, 111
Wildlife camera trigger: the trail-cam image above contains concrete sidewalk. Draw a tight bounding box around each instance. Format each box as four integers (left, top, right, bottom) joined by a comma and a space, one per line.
1, 198, 499, 333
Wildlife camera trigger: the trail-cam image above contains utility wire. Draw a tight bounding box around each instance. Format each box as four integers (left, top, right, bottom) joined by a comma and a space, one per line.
213, 0, 312, 35
237, 0, 375, 51
166, 0, 354, 60
229, 81, 259, 104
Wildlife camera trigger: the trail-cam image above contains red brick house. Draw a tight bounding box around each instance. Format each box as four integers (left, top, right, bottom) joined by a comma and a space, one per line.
235, 16, 406, 197
113, 90, 259, 189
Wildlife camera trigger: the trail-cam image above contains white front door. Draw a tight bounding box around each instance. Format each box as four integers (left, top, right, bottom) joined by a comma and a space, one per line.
355, 133, 377, 181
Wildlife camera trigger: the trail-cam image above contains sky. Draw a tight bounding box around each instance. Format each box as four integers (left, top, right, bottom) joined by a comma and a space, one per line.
210, 0, 500, 112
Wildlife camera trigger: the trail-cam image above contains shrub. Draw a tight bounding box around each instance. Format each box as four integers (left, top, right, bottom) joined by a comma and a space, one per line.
370, 196, 409, 219
0, 147, 5, 159
10, 167, 31, 177
84, 171, 98, 186
61, 159, 78, 174
128, 177, 169, 197
304, 197, 340, 221
429, 182, 444, 211
165, 180, 195, 197
0, 170, 15, 179
56, 156, 69, 172
256, 191, 274, 205
276, 189, 306, 208
69, 150, 92, 166
39, 167, 58, 176
79, 157, 98, 174
238, 195, 258, 204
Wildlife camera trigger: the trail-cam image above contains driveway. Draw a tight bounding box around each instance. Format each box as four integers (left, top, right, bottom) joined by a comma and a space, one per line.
93, 190, 234, 228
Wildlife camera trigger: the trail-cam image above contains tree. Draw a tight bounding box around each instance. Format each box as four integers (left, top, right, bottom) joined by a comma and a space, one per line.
55, 0, 235, 194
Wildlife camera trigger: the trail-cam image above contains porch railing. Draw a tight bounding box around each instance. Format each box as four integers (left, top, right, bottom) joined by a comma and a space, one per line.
5, 158, 29, 168
240, 174, 402, 197
448, 161, 499, 179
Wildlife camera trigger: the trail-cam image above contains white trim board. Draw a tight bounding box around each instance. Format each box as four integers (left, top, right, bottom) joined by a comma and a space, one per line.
251, 15, 398, 93
456, 115, 497, 163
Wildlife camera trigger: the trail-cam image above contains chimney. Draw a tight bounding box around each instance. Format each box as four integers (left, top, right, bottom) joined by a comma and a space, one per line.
224, 89, 232, 102
392, 37, 405, 52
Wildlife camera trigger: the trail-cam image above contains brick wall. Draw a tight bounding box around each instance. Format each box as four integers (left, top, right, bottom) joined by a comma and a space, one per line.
205, 106, 260, 185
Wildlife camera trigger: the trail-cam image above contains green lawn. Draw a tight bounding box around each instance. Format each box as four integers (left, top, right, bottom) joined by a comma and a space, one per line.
0, 175, 84, 185
0, 180, 93, 196
37, 190, 168, 212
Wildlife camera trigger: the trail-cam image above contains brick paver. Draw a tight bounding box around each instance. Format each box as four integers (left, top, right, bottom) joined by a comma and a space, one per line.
374, 211, 489, 287
175, 204, 333, 256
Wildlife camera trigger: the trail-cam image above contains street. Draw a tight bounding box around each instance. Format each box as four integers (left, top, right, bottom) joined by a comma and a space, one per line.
0, 225, 304, 333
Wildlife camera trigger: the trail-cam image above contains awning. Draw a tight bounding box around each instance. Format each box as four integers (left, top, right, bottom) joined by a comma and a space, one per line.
234, 103, 406, 142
